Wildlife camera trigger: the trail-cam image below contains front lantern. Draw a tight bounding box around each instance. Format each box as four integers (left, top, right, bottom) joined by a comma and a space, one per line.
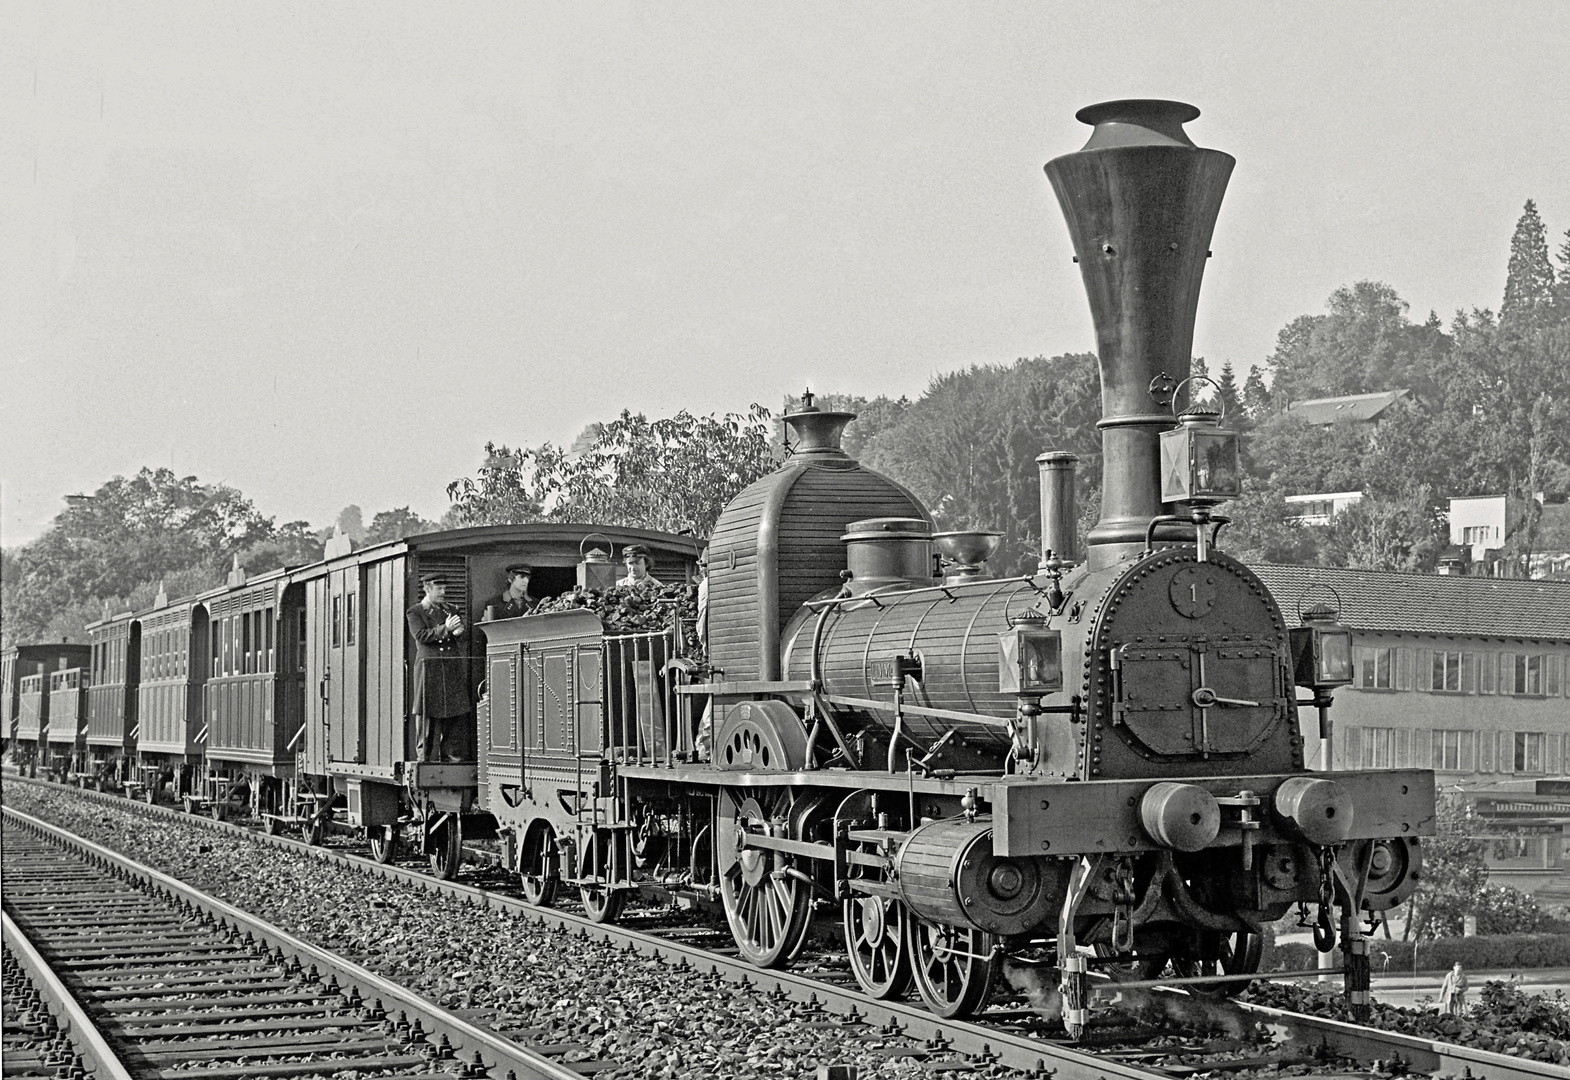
999, 618, 1063, 695
1290, 602, 1354, 691
1160, 407, 1242, 506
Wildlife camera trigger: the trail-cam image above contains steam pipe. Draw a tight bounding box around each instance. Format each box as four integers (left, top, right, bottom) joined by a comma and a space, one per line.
1036, 451, 1079, 567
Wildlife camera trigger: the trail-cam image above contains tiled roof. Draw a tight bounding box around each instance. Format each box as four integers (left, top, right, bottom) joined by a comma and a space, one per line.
1282, 389, 1411, 425
1248, 563, 1570, 643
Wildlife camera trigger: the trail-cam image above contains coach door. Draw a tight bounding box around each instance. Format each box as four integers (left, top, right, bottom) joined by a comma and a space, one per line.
327, 567, 364, 763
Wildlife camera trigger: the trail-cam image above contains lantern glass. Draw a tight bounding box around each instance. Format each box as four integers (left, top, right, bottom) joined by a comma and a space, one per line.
1191, 430, 1241, 498
999, 626, 1063, 695
1318, 630, 1353, 684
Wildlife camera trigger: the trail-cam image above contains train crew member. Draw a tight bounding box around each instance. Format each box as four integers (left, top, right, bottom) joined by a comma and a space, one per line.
618, 544, 662, 589
483, 564, 536, 620
406, 572, 473, 763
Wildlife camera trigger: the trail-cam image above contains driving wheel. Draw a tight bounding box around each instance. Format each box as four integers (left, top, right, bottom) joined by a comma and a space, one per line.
717, 788, 814, 969
519, 821, 560, 907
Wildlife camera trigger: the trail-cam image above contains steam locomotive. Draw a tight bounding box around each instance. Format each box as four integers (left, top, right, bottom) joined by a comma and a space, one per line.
4, 98, 1434, 1035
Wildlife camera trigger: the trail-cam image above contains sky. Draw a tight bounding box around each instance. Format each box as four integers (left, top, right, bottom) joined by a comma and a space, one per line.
3, 1, 1568, 547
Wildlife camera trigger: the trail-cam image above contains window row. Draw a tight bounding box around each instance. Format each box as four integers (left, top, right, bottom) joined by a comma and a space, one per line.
49, 670, 82, 692
1354, 646, 1565, 696
210, 608, 275, 677
142, 626, 189, 680
1350, 726, 1565, 774
91, 637, 129, 686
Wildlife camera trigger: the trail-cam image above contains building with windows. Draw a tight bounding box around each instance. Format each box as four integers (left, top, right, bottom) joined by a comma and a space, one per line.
1253, 564, 1570, 894
1283, 491, 1363, 526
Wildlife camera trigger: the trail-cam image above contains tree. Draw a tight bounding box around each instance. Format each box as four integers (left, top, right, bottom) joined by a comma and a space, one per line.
1501, 200, 1557, 332
447, 405, 775, 538
335, 505, 366, 543
1320, 488, 1445, 572
363, 507, 439, 546
1405, 792, 1489, 941
238, 520, 326, 574
861, 354, 1102, 576
2, 468, 274, 647
1214, 361, 1243, 426
1264, 282, 1448, 404
1241, 364, 1272, 422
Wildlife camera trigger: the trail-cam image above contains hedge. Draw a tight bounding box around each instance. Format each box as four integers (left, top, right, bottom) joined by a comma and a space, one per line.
1268, 934, 1570, 974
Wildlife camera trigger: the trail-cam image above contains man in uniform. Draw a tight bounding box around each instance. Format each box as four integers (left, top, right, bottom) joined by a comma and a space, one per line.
483, 564, 536, 620
618, 544, 663, 589
406, 572, 473, 762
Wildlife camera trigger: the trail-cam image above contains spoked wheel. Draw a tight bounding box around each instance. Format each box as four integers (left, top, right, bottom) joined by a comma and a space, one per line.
263, 815, 283, 836
717, 788, 814, 969
304, 809, 327, 846
1142, 930, 1263, 997
519, 822, 561, 907
909, 918, 997, 1018
578, 829, 625, 923
428, 815, 462, 880
369, 825, 399, 864
844, 894, 913, 999
142, 785, 158, 805
208, 801, 226, 822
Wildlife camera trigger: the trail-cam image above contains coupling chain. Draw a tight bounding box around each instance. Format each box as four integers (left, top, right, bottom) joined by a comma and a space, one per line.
1110, 857, 1138, 953
1313, 844, 1339, 952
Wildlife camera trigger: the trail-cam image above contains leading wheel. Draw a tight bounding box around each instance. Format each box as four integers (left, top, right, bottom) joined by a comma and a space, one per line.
428, 816, 462, 880
717, 788, 814, 969
909, 919, 997, 1019
578, 829, 625, 923
369, 825, 399, 864
844, 894, 913, 999
519, 822, 560, 907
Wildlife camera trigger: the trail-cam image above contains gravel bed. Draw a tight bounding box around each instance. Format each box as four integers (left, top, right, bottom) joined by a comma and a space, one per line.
3, 784, 1035, 1079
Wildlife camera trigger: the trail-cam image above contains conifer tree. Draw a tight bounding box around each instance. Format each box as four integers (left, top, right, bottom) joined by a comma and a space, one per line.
1241, 365, 1271, 420
1215, 361, 1243, 422
1501, 200, 1556, 331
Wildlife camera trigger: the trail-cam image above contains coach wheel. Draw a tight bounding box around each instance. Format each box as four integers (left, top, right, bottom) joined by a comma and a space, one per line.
519, 822, 560, 907
578, 830, 625, 924
909, 918, 997, 1019
305, 812, 326, 847
844, 894, 913, 1000
264, 815, 283, 836
429, 816, 462, 881
717, 788, 813, 969
369, 825, 399, 864
209, 801, 225, 822
143, 784, 158, 805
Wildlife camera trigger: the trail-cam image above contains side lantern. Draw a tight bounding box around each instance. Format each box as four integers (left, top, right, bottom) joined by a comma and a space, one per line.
1289, 603, 1354, 691
1160, 406, 1242, 506
998, 619, 1063, 695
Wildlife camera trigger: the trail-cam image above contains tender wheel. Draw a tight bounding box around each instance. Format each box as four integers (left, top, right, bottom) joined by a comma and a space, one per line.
209, 801, 226, 822
369, 825, 399, 864
578, 829, 625, 923
519, 822, 560, 907
717, 789, 813, 969
909, 919, 997, 1019
844, 894, 912, 1000
428, 815, 462, 880
263, 815, 283, 836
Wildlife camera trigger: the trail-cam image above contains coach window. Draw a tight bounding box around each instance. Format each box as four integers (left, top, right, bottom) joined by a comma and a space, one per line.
296, 610, 308, 672
346, 593, 357, 647
264, 608, 275, 672
332, 596, 342, 649
210, 621, 220, 677
252, 611, 263, 672
241, 614, 252, 674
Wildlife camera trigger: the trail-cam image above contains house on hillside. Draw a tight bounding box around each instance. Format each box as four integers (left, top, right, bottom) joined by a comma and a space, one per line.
1252, 563, 1570, 896
1283, 491, 1364, 526
1446, 494, 1570, 579
1281, 389, 1413, 426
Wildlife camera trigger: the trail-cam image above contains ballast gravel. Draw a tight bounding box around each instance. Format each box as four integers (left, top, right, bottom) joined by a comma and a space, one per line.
4, 785, 1030, 1079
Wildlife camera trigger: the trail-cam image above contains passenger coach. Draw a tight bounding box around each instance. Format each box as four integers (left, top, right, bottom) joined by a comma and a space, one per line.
84, 608, 139, 789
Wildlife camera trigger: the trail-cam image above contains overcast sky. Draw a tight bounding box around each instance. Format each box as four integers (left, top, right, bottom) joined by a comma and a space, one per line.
4, 1, 1567, 547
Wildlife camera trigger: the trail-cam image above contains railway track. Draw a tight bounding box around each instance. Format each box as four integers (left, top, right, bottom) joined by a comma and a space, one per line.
6, 777, 1565, 1080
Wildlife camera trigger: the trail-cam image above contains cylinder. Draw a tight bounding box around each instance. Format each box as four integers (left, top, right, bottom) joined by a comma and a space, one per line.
1044, 100, 1235, 568
1036, 452, 1079, 566
1139, 781, 1221, 851
895, 817, 1063, 936
1274, 776, 1353, 846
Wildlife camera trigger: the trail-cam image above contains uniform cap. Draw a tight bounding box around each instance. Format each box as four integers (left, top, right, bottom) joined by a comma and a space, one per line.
622, 544, 651, 560
505, 563, 533, 577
